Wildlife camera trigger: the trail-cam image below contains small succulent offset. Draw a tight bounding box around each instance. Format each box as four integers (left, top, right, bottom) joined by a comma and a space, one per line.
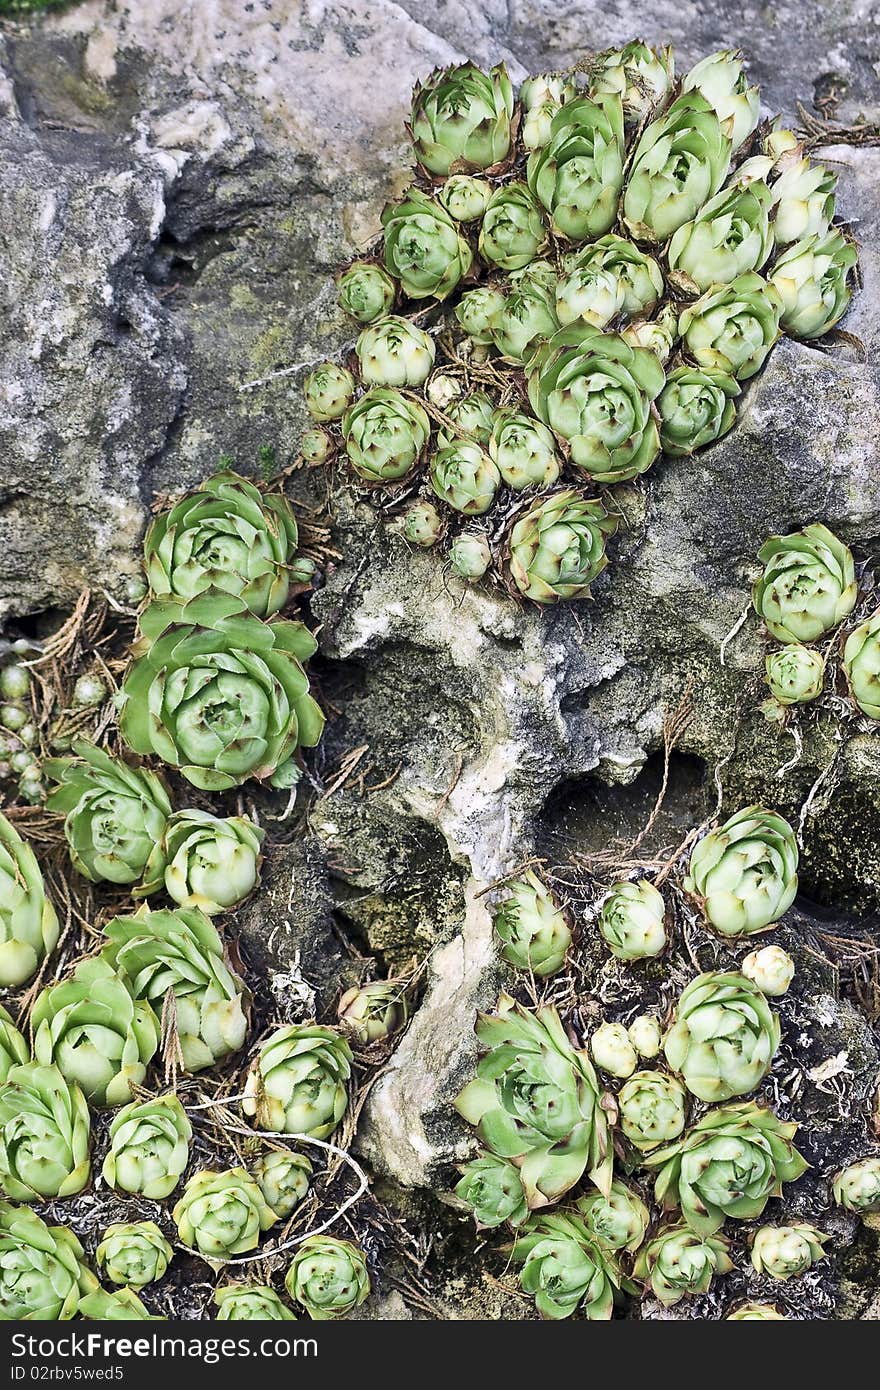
843, 610, 880, 720
726, 1301, 786, 1320
832, 1157, 880, 1217
765, 645, 826, 707
142, 471, 302, 619
576, 1181, 649, 1254
509, 1211, 626, 1320
285, 1236, 371, 1321
343, 388, 431, 485
750, 1223, 828, 1280
454, 1152, 529, 1229
752, 523, 857, 644
337, 261, 396, 323
742, 945, 795, 997
96, 1222, 173, 1288
102, 1094, 192, 1201
492, 869, 572, 977
0, 1203, 97, 1321
0, 1063, 90, 1203
644, 1102, 808, 1236
628, 1014, 663, 1059
0, 1005, 30, 1085
243, 1025, 352, 1138
590, 1022, 637, 1079
382, 189, 473, 301
0, 811, 60, 988
44, 742, 172, 891
598, 879, 666, 961
303, 363, 356, 422
663, 971, 781, 1102
337, 980, 408, 1045
252, 1150, 313, 1220
102, 907, 248, 1074
684, 805, 799, 937
161, 809, 264, 916
617, 1070, 688, 1153
214, 1285, 296, 1321
120, 593, 324, 792
356, 316, 435, 387
173, 1168, 277, 1259
32, 957, 159, 1107
634, 1225, 733, 1307
657, 367, 739, 456
455, 994, 612, 1209
449, 531, 492, 582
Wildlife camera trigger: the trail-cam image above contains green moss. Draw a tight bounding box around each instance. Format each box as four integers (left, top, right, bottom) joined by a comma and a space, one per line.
0, 0, 78, 12
229, 284, 261, 313
60, 73, 113, 114
248, 324, 294, 371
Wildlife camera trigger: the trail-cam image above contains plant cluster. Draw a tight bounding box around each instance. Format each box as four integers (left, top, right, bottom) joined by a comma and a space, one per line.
302, 45, 857, 605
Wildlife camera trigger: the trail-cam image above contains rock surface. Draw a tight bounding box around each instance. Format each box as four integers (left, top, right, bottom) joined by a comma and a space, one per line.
1, 0, 879, 1319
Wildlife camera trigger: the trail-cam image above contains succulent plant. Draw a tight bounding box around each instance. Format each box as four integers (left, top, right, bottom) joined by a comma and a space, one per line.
96, 1222, 173, 1288
598, 879, 667, 961
726, 1301, 786, 1319
455, 994, 612, 1208
679, 272, 782, 380
409, 62, 514, 177
769, 230, 856, 338
356, 316, 436, 387
161, 809, 264, 916
214, 1284, 296, 1320
0, 811, 59, 989
252, 1150, 313, 1219
337, 980, 408, 1045
488, 410, 560, 491
664, 971, 781, 1103
577, 1180, 649, 1254
590, 1022, 638, 1079
681, 49, 759, 150
526, 95, 625, 242
772, 155, 837, 246
45, 741, 172, 891
174, 1168, 277, 1260
844, 609, 880, 718
622, 92, 731, 242
438, 174, 493, 222
285, 1236, 371, 1320
742, 944, 795, 997
506, 489, 616, 604
142, 471, 301, 619
78, 1287, 160, 1321
102, 1094, 192, 1201
634, 1224, 733, 1306
765, 645, 826, 706
510, 1211, 623, 1320
621, 304, 678, 362
0, 1063, 90, 1203
618, 1070, 688, 1153
684, 806, 799, 938
554, 260, 624, 330
490, 272, 559, 361
527, 327, 664, 483
455, 285, 507, 344
750, 1223, 827, 1280
103, 906, 246, 1073
644, 1102, 808, 1236
450, 531, 492, 582
519, 74, 577, 150
337, 260, 396, 322
0, 1202, 96, 1320
657, 366, 739, 455
32, 958, 159, 1107
590, 41, 674, 120
429, 439, 500, 515
243, 1024, 352, 1138
0, 1004, 30, 1085
628, 1014, 663, 1059
832, 1157, 880, 1216
402, 500, 444, 548
454, 1151, 529, 1229
343, 388, 430, 486
303, 363, 356, 422
382, 189, 473, 301
562, 235, 664, 322
492, 869, 572, 977
439, 390, 496, 446
753, 523, 857, 643
478, 182, 547, 271
120, 593, 324, 792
